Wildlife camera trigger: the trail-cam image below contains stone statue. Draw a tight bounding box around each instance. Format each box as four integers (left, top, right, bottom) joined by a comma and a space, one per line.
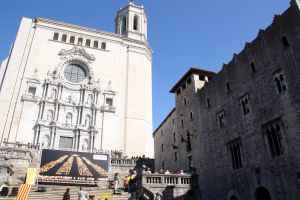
47, 110, 53, 121
86, 94, 93, 104
51, 89, 57, 99
85, 115, 91, 126
66, 113, 72, 124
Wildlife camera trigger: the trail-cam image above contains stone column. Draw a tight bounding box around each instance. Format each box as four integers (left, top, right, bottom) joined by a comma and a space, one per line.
51, 127, 57, 147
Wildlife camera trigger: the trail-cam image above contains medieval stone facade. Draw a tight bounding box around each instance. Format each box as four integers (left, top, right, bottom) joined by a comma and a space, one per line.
0, 2, 153, 157
154, 1, 300, 199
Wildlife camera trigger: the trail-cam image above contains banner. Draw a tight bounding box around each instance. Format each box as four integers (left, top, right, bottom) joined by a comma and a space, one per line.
16, 184, 31, 200
25, 168, 36, 185
39, 149, 108, 183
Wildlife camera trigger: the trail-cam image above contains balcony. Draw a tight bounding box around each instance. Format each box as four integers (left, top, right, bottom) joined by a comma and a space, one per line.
21, 94, 38, 102
101, 105, 116, 113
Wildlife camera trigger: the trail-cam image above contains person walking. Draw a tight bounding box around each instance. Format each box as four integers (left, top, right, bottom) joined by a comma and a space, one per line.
62, 188, 70, 200
113, 173, 119, 194
155, 191, 163, 200
78, 187, 86, 200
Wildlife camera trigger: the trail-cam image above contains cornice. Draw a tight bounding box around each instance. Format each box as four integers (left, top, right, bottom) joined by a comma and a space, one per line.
34, 17, 152, 52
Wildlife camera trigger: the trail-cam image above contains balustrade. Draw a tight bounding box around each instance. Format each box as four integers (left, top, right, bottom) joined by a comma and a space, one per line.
142, 173, 191, 186
111, 158, 137, 166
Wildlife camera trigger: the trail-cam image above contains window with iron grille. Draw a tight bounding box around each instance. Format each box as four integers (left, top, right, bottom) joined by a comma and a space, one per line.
274, 70, 287, 94
263, 120, 284, 157
228, 139, 243, 169
240, 94, 251, 115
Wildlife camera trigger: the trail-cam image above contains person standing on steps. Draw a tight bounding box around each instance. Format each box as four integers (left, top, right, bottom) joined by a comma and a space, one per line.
62, 188, 70, 200
113, 173, 119, 194
78, 187, 86, 200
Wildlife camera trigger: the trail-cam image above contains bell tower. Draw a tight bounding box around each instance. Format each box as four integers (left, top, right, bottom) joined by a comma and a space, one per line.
115, 1, 148, 41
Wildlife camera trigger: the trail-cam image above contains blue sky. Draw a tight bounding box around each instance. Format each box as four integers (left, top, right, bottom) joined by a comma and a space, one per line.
0, 0, 290, 130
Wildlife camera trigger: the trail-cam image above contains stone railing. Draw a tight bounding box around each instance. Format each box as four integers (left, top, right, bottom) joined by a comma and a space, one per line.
142, 173, 191, 186
1, 141, 40, 150
101, 105, 116, 113
21, 94, 39, 102
111, 158, 138, 166
141, 173, 192, 200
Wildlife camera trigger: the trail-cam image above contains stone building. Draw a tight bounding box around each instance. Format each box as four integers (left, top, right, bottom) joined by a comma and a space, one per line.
154, 1, 300, 199
0, 2, 153, 157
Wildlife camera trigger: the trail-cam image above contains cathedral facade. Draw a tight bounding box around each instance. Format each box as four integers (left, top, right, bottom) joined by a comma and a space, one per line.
0, 2, 153, 157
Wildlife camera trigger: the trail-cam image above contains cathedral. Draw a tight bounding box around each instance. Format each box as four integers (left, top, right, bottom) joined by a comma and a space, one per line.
0, 2, 153, 157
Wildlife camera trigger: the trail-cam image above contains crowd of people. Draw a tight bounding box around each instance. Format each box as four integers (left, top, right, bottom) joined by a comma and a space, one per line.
62, 187, 102, 200
146, 168, 186, 175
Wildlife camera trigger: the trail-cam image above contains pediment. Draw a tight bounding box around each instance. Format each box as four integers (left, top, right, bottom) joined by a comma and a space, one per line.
58, 47, 96, 62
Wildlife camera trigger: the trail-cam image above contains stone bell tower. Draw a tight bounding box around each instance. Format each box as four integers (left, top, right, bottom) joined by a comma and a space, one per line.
115, 1, 148, 41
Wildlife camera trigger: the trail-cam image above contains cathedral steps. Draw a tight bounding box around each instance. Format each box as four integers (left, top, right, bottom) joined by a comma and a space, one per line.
0, 185, 131, 200
27, 185, 131, 200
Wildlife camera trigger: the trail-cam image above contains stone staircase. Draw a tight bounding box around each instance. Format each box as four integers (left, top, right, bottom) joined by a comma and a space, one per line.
0, 185, 131, 200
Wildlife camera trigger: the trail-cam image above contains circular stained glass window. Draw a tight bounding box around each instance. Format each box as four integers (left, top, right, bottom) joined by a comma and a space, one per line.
64, 64, 87, 83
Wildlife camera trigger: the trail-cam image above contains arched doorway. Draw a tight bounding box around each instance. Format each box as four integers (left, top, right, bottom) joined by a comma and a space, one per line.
255, 187, 271, 200
230, 195, 238, 200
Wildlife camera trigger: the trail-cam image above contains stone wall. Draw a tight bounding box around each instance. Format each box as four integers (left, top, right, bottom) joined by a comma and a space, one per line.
154, 1, 300, 199
195, 3, 300, 199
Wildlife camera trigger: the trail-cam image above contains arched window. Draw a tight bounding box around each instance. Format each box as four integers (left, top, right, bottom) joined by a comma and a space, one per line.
122, 17, 127, 34
47, 110, 54, 121
66, 113, 72, 124
93, 41, 98, 48
69, 36, 75, 44
86, 39, 91, 47
61, 34, 67, 42
78, 37, 83, 45
64, 64, 87, 83
53, 33, 59, 40
85, 115, 91, 126
133, 15, 139, 31
101, 42, 106, 50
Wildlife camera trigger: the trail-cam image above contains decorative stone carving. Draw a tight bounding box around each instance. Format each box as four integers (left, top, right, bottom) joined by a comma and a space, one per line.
58, 47, 96, 62
26, 68, 40, 83
86, 94, 93, 104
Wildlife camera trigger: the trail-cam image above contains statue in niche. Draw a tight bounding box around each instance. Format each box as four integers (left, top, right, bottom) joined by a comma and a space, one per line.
51, 88, 57, 99
41, 135, 50, 147
86, 94, 93, 104
85, 115, 91, 126
81, 139, 89, 150
66, 113, 72, 125
46, 110, 53, 121
67, 94, 73, 104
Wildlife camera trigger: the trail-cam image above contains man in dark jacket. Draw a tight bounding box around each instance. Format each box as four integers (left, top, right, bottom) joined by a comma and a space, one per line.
62, 188, 70, 200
